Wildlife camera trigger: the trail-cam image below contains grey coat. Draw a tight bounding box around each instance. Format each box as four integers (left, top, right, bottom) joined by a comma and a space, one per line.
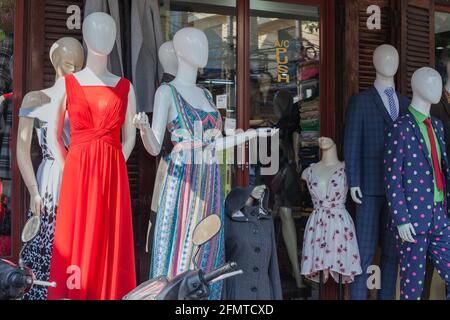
223, 187, 283, 300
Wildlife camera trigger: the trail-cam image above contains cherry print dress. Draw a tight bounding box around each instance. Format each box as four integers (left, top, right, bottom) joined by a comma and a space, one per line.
301, 163, 362, 284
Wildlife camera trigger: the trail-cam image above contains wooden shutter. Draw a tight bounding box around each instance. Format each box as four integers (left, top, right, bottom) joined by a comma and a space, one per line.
398, 0, 435, 97
343, 0, 393, 108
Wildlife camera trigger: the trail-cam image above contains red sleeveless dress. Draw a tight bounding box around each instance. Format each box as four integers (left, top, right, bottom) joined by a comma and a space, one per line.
48, 75, 136, 300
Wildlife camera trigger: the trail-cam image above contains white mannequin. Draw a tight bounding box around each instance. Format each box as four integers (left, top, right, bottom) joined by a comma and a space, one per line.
134, 27, 276, 156
350, 44, 399, 205
245, 185, 267, 207
149, 41, 179, 214
53, 13, 137, 164
159, 41, 178, 77
17, 38, 84, 216
398, 67, 443, 243
302, 137, 342, 195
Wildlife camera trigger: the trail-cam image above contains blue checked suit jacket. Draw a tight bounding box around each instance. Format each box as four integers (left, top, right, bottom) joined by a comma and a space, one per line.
344, 86, 410, 196
384, 113, 450, 234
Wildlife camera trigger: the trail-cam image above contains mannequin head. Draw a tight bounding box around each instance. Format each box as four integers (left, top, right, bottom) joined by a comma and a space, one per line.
83, 13, 116, 56
159, 41, 178, 76
173, 27, 208, 68
373, 44, 399, 78
318, 137, 336, 151
411, 67, 442, 105
50, 38, 84, 79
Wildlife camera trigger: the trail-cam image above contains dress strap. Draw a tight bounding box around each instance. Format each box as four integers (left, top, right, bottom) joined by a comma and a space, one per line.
163, 83, 187, 131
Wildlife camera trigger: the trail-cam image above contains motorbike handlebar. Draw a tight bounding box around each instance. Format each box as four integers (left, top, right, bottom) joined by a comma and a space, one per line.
203, 262, 237, 284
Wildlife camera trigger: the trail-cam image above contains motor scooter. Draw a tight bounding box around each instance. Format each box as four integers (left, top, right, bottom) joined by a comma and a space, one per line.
0, 216, 56, 300
124, 214, 242, 300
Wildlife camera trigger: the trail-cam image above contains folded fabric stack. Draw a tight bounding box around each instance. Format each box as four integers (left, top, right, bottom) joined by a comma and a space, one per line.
299, 97, 320, 147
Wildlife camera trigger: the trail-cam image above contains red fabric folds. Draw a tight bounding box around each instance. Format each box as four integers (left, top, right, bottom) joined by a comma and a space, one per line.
48, 75, 136, 300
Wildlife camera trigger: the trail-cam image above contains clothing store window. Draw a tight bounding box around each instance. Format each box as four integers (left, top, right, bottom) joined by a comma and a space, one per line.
249, 0, 320, 212
0, 0, 14, 258
436, 10, 450, 84
160, 0, 237, 195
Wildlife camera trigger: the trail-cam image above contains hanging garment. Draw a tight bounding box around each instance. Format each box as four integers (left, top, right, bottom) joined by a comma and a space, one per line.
222, 187, 282, 300
19, 101, 70, 301
0, 98, 12, 179
84, 0, 163, 112
48, 75, 136, 300
301, 163, 362, 284
150, 84, 225, 300
131, 0, 163, 112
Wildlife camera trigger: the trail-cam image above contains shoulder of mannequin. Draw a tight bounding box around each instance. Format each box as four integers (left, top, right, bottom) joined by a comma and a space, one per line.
156, 84, 174, 97
21, 91, 46, 109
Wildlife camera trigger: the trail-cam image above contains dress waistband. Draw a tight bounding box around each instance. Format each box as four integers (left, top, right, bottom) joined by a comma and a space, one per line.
70, 129, 121, 149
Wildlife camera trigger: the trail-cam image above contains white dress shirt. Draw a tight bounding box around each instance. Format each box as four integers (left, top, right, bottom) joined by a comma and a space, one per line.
374, 79, 400, 115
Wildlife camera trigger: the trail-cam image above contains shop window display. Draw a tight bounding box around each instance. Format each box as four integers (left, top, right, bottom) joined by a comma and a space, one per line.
248, 0, 320, 296
0, 0, 14, 258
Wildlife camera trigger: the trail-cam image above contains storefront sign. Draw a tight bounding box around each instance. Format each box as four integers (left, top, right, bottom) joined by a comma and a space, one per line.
275, 40, 289, 83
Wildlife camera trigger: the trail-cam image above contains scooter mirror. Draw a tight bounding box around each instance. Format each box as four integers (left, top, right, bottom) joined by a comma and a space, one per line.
192, 214, 221, 246
21, 216, 41, 244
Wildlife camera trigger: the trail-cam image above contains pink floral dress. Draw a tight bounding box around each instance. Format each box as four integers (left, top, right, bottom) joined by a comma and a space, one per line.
301, 163, 362, 284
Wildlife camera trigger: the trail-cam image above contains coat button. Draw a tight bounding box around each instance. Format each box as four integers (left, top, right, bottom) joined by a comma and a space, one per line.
254, 247, 261, 253
253, 228, 259, 235
253, 267, 259, 273
251, 287, 258, 293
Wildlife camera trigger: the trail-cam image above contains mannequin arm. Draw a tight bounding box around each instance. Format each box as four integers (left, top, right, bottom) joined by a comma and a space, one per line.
17, 116, 43, 216
134, 86, 174, 156
214, 128, 279, 152
122, 85, 137, 161
384, 123, 410, 227
344, 95, 364, 202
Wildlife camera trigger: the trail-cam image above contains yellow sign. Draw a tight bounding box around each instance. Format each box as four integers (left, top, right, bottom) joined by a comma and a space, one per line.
275, 40, 290, 83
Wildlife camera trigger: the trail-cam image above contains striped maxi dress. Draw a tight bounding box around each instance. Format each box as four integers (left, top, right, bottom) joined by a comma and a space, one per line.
150, 84, 225, 300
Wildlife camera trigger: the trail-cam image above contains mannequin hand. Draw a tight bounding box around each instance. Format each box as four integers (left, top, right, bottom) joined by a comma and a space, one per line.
133, 112, 151, 132
350, 187, 363, 205
30, 193, 43, 217
251, 185, 266, 200
397, 223, 417, 243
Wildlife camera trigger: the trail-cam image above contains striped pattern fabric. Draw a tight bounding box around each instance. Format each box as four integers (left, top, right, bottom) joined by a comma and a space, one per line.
150, 84, 225, 300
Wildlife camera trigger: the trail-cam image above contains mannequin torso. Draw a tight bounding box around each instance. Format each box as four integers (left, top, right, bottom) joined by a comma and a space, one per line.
134, 27, 277, 156
302, 138, 343, 196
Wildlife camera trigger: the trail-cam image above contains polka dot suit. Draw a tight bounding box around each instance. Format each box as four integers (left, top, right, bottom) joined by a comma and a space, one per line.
384, 112, 450, 300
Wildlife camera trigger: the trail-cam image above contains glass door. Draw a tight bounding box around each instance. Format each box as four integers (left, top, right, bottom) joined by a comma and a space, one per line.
248, 0, 322, 298
0, 0, 14, 259
249, 0, 321, 213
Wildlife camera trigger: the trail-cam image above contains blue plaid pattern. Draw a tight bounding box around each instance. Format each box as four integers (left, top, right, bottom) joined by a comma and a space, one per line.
384, 87, 399, 121
350, 196, 398, 300
344, 86, 410, 196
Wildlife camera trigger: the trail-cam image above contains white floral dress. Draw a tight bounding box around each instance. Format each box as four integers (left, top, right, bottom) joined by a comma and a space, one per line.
301, 164, 362, 284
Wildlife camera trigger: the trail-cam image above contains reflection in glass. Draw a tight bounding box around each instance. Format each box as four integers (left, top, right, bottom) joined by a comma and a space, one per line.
436, 11, 450, 85
249, 0, 320, 210
0, 0, 14, 257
